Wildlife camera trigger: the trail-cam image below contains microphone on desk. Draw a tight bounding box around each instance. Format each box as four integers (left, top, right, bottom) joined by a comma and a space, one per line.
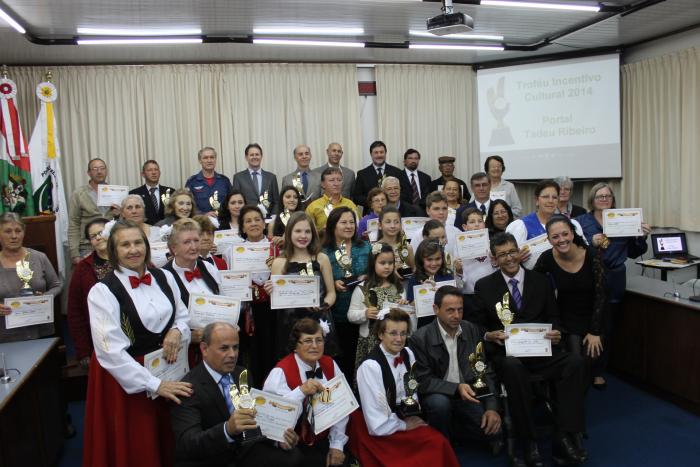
0, 353, 11, 384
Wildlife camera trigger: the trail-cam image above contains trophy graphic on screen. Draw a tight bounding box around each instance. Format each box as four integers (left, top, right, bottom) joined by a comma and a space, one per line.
487, 77, 515, 146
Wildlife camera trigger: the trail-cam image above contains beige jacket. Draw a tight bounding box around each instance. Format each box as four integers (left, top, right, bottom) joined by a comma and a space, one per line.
68, 184, 117, 258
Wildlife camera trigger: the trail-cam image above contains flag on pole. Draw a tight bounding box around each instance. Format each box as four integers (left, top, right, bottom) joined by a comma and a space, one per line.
28, 76, 68, 276
0, 72, 35, 216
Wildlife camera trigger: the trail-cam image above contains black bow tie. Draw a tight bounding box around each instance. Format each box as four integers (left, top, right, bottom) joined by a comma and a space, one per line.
305, 367, 323, 380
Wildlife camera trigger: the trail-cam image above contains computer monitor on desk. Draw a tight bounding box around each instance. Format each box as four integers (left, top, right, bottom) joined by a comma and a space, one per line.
650, 232, 698, 261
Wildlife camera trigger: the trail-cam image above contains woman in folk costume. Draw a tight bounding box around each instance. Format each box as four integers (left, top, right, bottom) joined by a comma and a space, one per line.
348, 308, 460, 467
83, 220, 192, 467
263, 318, 349, 467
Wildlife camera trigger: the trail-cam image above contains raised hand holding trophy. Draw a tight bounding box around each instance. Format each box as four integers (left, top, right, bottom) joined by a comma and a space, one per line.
397, 362, 421, 418
229, 369, 264, 445
468, 342, 493, 399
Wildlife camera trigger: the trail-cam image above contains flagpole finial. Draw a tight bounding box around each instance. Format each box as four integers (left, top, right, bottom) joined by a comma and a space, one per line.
1, 65, 8, 79
45, 70, 53, 82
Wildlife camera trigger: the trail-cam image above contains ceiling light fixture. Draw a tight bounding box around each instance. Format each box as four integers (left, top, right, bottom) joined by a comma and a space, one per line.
480, 1, 600, 12
77, 38, 203, 45
253, 38, 365, 48
409, 30, 503, 41
0, 7, 26, 34
409, 43, 504, 51
252, 27, 364, 36
77, 27, 202, 36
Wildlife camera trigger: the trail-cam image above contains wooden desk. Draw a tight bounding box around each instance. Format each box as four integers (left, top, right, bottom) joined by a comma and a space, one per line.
0, 338, 64, 467
636, 258, 700, 281
610, 276, 700, 416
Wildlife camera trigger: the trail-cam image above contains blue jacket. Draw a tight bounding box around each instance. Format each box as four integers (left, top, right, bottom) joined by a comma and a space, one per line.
185, 171, 232, 214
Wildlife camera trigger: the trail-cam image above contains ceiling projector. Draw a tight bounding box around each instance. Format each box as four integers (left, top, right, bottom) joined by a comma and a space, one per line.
427, 11, 474, 36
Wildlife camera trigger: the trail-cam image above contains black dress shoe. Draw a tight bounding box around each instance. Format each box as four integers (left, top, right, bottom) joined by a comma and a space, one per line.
571, 433, 588, 461
592, 377, 607, 390
552, 435, 584, 465
524, 441, 544, 467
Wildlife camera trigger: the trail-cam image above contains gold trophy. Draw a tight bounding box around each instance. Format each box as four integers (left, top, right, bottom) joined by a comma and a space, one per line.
323, 201, 334, 218
209, 190, 221, 211
16, 256, 34, 296
495, 292, 514, 326
335, 242, 358, 287
259, 191, 270, 210
397, 362, 421, 418
396, 234, 413, 279
160, 188, 172, 207
228, 369, 264, 445
293, 174, 305, 197
468, 342, 493, 399
299, 260, 315, 276
279, 208, 291, 226
599, 235, 610, 249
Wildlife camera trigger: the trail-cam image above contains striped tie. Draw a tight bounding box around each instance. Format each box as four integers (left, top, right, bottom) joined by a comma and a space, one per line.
509, 278, 522, 310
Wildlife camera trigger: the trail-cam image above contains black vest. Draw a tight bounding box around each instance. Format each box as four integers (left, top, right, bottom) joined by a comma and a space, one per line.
101, 268, 176, 357
162, 258, 220, 306
366, 345, 411, 413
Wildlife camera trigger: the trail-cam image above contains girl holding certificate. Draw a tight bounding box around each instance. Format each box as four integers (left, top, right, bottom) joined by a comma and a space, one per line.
349, 308, 460, 467
376, 206, 415, 279
217, 190, 246, 231
267, 212, 337, 360
155, 188, 196, 227
348, 242, 408, 371
263, 318, 348, 467
576, 183, 650, 389
405, 240, 454, 328
84, 220, 192, 467
268, 185, 303, 246
421, 219, 459, 274
535, 215, 607, 391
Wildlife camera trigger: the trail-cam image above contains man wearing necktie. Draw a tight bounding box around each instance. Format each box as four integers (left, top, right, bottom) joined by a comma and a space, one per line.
171, 322, 303, 467
129, 160, 175, 226
231, 143, 281, 217
471, 233, 587, 467
281, 145, 322, 209
352, 141, 403, 210
455, 172, 492, 230
398, 148, 432, 210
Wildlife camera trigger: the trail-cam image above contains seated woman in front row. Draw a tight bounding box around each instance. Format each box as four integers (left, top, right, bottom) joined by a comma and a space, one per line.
348, 308, 460, 467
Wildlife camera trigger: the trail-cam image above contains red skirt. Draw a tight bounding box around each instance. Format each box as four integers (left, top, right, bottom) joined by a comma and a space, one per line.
83, 354, 175, 467
347, 410, 460, 467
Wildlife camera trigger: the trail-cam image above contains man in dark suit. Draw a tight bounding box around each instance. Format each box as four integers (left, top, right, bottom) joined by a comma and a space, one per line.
454, 172, 491, 230
398, 148, 431, 210
312, 142, 355, 199
171, 322, 303, 467
231, 143, 280, 217
429, 156, 470, 201
352, 140, 403, 210
129, 160, 174, 225
472, 233, 587, 467
410, 286, 502, 449
381, 176, 423, 217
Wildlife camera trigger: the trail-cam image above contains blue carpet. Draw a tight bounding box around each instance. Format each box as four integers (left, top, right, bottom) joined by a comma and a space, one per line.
57, 374, 700, 467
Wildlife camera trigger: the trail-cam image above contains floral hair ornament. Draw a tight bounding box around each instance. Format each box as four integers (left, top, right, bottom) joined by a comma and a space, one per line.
319, 319, 331, 337
100, 220, 117, 239
159, 224, 173, 242
371, 242, 383, 256
376, 307, 391, 321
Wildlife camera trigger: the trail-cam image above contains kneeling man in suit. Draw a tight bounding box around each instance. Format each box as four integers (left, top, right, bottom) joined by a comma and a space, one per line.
171, 322, 304, 467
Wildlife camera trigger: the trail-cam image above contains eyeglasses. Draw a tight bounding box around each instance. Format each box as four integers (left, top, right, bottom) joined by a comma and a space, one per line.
384, 331, 408, 338
496, 249, 520, 260
595, 194, 613, 200
88, 233, 102, 240
298, 338, 324, 347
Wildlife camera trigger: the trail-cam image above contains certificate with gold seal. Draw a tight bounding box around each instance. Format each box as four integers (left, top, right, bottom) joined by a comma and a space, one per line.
602, 208, 643, 238
455, 228, 490, 260
312, 374, 359, 434
270, 275, 319, 309
220, 271, 253, 301
522, 233, 553, 270
228, 242, 271, 272
4, 295, 54, 329
188, 293, 241, 329
96, 184, 129, 206
144, 340, 190, 399
413, 280, 456, 317
504, 323, 552, 357
401, 217, 429, 237
214, 229, 244, 254
249, 389, 302, 443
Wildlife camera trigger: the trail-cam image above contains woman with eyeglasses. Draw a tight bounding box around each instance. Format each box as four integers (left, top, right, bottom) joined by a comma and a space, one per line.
554, 176, 586, 219
485, 199, 515, 237
575, 182, 650, 389
347, 308, 460, 467
263, 318, 348, 467
506, 179, 584, 266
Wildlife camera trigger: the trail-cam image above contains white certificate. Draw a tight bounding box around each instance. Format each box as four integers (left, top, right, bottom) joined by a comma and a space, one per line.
220, 271, 252, 301
4, 295, 54, 329
188, 293, 240, 329
412, 280, 456, 318
490, 190, 507, 201
522, 233, 553, 270
228, 242, 271, 272
366, 218, 379, 233
603, 208, 643, 238
270, 275, 320, 309
96, 184, 129, 206
150, 241, 170, 267
214, 229, 243, 254
144, 340, 190, 399
504, 323, 552, 357
401, 217, 429, 237
312, 374, 359, 434
249, 389, 301, 443
455, 229, 490, 260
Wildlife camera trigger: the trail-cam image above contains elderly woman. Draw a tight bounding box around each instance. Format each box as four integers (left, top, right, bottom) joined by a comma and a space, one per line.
155, 188, 196, 227
263, 318, 348, 467
83, 220, 192, 467
483, 155, 522, 217
120, 194, 163, 243
0, 213, 62, 343
67, 217, 112, 367
193, 215, 227, 269
554, 176, 586, 218
358, 187, 387, 239
576, 182, 650, 389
